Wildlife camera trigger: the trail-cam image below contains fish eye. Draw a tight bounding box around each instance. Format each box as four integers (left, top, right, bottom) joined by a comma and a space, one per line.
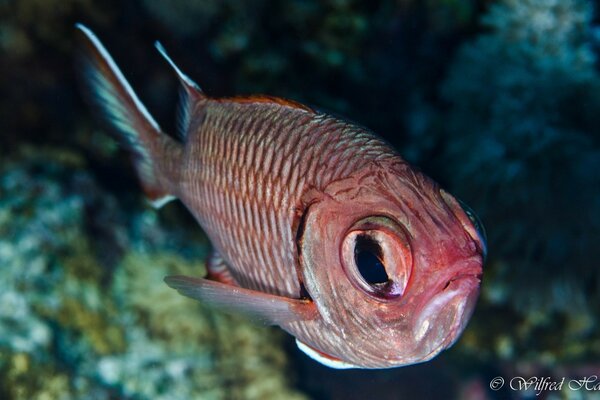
354, 235, 388, 285
341, 217, 412, 300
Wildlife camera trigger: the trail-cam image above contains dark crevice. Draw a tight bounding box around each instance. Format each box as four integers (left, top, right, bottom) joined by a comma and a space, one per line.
293, 204, 313, 300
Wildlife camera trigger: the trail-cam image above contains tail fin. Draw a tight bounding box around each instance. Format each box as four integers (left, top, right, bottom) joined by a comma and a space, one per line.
75, 23, 176, 208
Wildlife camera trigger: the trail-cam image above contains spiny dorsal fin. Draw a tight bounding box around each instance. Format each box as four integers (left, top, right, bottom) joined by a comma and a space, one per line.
223, 95, 315, 113
154, 41, 204, 140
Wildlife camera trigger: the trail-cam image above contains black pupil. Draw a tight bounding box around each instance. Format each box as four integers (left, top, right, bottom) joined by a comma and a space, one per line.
354, 235, 389, 284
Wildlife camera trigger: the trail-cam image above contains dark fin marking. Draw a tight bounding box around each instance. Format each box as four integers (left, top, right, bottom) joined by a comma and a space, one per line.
164, 275, 318, 326
75, 23, 176, 208
205, 250, 237, 286
154, 41, 205, 140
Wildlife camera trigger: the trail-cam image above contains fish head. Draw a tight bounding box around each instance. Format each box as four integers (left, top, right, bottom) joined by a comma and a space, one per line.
298, 161, 485, 368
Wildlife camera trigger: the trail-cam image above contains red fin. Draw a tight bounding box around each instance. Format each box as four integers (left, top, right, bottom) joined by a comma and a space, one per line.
164, 275, 318, 325
221, 95, 315, 113
205, 250, 237, 285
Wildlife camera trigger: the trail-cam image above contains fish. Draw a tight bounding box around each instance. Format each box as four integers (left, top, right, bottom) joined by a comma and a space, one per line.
75, 24, 486, 369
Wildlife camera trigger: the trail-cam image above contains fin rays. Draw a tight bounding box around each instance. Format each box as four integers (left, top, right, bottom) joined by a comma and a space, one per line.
76, 23, 176, 207
164, 275, 318, 325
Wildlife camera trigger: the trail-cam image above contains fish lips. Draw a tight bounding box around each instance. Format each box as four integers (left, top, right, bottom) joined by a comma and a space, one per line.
410, 269, 481, 362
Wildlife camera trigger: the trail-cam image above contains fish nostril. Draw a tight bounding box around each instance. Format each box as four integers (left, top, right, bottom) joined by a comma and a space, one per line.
442, 280, 452, 291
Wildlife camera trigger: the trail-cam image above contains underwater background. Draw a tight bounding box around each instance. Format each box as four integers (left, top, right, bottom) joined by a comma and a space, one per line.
1, 0, 599, 399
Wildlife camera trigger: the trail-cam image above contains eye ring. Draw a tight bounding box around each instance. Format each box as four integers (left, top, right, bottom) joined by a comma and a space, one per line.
341, 216, 412, 300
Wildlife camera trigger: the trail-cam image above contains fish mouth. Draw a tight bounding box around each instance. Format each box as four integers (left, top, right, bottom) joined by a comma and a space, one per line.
410, 272, 481, 361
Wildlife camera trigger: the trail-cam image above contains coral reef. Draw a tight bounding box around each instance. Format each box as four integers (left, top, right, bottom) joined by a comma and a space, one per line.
0, 149, 306, 400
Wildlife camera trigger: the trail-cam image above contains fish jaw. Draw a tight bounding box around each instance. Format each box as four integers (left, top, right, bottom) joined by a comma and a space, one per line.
410, 271, 481, 362
285, 270, 481, 370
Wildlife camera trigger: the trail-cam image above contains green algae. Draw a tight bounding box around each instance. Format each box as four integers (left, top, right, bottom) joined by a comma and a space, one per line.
1, 354, 72, 400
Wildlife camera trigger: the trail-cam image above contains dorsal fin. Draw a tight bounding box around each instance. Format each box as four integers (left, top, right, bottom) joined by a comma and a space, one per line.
223, 95, 315, 113
154, 41, 204, 139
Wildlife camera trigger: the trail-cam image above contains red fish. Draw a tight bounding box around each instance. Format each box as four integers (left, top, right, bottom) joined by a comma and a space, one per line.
76, 24, 486, 369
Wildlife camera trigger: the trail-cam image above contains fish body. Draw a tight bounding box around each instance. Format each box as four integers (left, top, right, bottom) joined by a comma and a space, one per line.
77, 25, 486, 369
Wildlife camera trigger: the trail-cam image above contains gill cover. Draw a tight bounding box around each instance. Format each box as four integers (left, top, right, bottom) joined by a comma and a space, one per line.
298, 174, 414, 325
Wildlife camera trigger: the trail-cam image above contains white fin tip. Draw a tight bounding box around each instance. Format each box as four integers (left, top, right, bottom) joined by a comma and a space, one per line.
295, 339, 359, 369
148, 195, 176, 209
75, 23, 161, 132
154, 41, 202, 91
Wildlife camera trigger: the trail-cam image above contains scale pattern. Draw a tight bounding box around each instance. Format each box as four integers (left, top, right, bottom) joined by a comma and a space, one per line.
178, 100, 396, 298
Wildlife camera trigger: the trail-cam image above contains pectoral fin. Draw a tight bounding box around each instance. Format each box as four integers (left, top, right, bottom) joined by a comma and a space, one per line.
164, 275, 318, 325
